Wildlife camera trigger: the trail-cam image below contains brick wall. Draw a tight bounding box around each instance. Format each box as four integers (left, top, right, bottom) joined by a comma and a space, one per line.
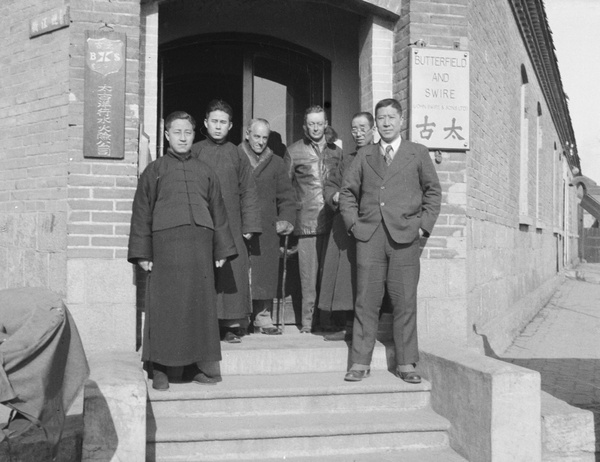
0, 1, 141, 350
387, 0, 578, 350
67, 0, 140, 261
466, 0, 577, 351
0, 0, 70, 293
65, 0, 141, 351
388, 0, 470, 345
1, 0, 579, 353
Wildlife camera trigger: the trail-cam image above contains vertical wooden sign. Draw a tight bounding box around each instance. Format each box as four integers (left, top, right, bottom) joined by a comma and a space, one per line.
83, 30, 126, 159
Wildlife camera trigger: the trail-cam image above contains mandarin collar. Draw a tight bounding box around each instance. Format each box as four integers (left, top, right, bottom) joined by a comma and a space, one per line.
205, 135, 227, 146
167, 147, 192, 161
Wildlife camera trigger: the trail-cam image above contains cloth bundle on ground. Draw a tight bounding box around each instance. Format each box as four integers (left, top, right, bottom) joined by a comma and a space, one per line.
0, 287, 89, 454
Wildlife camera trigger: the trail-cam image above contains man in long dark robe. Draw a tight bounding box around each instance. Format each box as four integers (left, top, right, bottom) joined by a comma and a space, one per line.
128, 111, 237, 390
321, 112, 375, 341
239, 118, 296, 334
191, 99, 261, 343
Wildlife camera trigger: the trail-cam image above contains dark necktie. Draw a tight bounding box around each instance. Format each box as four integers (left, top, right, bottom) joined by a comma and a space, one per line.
384, 145, 393, 166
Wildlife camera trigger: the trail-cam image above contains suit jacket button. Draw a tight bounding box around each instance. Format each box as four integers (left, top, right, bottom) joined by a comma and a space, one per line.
381, 202, 385, 206
381, 186, 385, 190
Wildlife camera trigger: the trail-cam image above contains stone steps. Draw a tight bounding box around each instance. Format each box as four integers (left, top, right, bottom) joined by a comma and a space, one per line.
217, 448, 468, 462
148, 371, 431, 418
147, 407, 452, 461
146, 333, 465, 461
217, 329, 393, 375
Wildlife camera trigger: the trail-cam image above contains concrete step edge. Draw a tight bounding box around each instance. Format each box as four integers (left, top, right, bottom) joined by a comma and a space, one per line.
147, 371, 431, 402
211, 447, 469, 462
149, 430, 452, 461
148, 394, 430, 419
217, 335, 395, 374
148, 407, 450, 442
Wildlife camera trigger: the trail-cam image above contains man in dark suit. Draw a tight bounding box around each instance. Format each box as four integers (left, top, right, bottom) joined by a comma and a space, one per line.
339, 98, 441, 383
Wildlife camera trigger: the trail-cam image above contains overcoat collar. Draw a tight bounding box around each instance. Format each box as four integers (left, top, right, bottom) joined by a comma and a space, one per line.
302, 137, 337, 154
241, 141, 274, 175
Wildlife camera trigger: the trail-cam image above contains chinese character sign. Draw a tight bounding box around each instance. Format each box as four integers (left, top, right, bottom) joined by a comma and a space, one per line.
409, 48, 470, 150
29, 7, 69, 38
83, 30, 126, 159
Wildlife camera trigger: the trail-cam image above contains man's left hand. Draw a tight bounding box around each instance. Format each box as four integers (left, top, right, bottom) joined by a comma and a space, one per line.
243, 233, 252, 240
215, 259, 226, 268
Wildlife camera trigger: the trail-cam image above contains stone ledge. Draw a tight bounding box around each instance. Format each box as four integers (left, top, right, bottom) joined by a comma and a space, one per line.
565, 267, 600, 285
419, 341, 541, 462
82, 350, 146, 462
541, 392, 595, 461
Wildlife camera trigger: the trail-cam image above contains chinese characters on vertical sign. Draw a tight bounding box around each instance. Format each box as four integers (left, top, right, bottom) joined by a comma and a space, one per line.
83, 30, 126, 159
409, 48, 470, 150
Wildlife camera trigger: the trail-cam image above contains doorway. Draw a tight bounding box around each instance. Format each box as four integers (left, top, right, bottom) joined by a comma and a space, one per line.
158, 33, 331, 149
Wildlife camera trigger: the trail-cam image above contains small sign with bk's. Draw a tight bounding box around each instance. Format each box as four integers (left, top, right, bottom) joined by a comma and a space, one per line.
29, 7, 69, 38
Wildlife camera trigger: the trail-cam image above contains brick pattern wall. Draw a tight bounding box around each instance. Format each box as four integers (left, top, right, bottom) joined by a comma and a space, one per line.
0, 0, 70, 293
359, 16, 394, 115
393, 0, 469, 261
381, 0, 471, 344
466, 0, 578, 349
141, 3, 159, 161
64, 0, 141, 352
67, 0, 141, 261
389, 0, 578, 348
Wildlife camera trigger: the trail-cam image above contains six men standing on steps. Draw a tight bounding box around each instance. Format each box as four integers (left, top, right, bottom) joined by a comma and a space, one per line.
129, 97, 441, 389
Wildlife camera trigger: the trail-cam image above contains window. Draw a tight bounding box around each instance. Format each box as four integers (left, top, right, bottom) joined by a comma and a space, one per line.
519, 65, 531, 224
536, 102, 542, 226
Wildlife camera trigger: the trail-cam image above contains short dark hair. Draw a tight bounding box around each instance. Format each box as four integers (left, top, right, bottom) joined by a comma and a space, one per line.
303, 105, 327, 125
165, 111, 196, 130
374, 98, 402, 116
205, 99, 233, 121
352, 111, 374, 127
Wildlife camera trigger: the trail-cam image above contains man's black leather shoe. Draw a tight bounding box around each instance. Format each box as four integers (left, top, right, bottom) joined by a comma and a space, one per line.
395, 370, 422, 384
344, 369, 370, 382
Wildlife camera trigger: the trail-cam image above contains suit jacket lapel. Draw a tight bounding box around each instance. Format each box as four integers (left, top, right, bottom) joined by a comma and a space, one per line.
366, 146, 386, 179
385, 141, 415, 181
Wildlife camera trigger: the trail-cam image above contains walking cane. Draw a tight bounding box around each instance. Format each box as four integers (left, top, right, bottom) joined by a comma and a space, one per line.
277, 235, 290, 333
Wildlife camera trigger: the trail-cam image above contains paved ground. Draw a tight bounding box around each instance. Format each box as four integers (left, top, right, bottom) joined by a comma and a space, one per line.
501, 263, 600, 454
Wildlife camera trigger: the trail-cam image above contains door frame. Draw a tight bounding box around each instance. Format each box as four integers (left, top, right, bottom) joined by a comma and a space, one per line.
158, 32, 332, 149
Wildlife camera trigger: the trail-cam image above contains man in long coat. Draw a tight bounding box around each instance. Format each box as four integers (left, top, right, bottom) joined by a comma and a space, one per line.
239, 119, 296, 334
340, 99, 441, 383
321, 112, 375, 341
287, 105, 342, 333
192, 100, 262, 343
128, 111, 237, 390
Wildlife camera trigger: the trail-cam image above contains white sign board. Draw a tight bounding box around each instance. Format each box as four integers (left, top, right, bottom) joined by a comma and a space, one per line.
409, 47, 470, 150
